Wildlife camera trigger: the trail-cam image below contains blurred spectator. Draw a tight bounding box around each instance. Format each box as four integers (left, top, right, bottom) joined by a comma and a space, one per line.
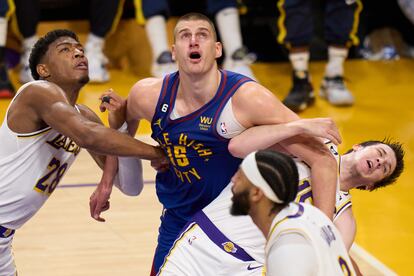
278, 0, 363, 112
0, 0, 14, 98
140, 0, 256, 79
13, 0, 124, 83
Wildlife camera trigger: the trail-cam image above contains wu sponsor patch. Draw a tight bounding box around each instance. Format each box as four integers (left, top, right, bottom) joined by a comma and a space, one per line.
199, 116, 213, 131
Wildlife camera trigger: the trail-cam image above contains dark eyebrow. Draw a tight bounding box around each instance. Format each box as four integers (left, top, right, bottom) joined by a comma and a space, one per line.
56, 42, 81, 48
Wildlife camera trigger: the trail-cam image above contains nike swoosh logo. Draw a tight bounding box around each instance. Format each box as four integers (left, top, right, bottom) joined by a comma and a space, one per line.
247, 264, 263, 270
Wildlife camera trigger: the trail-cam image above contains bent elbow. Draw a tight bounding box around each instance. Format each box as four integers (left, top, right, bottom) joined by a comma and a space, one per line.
228, 139, 245, 158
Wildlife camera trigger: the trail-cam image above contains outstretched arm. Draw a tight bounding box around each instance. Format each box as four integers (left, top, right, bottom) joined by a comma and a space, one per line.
229, 117, 341, 158
28, 82, 162, 159
232, 82, 339, 220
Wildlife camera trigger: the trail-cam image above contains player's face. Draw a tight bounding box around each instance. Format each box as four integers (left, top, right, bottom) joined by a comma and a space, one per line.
172, 20, 222, 75
42, 36, 89, 85
230, 169, 252, 216
352, 143, 397, 185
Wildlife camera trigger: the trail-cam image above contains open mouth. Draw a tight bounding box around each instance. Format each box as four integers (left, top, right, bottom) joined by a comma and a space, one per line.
76, 61, 88, 70
367, 160, 373, 169
189, 51, 201, 60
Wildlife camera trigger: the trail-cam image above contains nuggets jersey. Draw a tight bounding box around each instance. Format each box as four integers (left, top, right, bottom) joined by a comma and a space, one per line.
266, 203, 355, 275
151, 70, 252, 220
0, 81, 81, 229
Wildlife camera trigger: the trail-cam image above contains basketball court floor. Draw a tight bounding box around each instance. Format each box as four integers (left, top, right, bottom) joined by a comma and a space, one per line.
1, 57, 413, 275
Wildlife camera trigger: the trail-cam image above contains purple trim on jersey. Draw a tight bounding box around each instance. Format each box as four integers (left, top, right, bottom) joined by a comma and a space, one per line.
287, 203, 305, 219
167, 70, 228, 124
160, 74, 171, 103
193, 211, 255, 262
298, 180, 311, 192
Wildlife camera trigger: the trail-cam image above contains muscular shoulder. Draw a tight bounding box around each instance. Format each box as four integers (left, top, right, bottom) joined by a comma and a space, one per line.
128, 77, 163, 121
231, 81, 298, 127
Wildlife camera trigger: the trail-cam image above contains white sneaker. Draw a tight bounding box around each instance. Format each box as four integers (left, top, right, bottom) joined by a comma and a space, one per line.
320, 76, 354, 106
151, 51, 177, 78
19, 47, 34, 83
85, 42, 109, 83
223, 47, 257, 80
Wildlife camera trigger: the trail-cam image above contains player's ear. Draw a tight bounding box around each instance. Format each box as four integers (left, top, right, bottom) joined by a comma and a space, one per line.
37, 64, 50, 79
352, 144, 362, 152
215, 42, 222, 59
251, 187, 263, 202
171, 45, 176, 61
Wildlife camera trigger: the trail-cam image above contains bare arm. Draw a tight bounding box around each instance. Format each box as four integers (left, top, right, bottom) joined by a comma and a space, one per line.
334, 207, 357, 251
27, 82, 162, 159
280, 136, 338, 220
232, 82, 339, 220
229, 118, 341, 158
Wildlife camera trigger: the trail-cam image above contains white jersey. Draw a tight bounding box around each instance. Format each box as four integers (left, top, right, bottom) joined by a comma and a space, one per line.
0, 81, 81, 229
266, 202, 355, 275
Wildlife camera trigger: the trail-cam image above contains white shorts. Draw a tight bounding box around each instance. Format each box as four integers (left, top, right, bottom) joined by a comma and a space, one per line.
158, 212, 264, 276
0, 235, 16, 276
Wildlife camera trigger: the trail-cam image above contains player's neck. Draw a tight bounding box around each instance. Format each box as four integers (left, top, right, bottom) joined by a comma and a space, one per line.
55, 82, 82, 105
178, 66, 221, 104
339, 155, 359, 191
250, 204, 277, 238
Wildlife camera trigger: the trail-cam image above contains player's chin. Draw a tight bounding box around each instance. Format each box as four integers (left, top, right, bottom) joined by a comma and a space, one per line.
78, 75, 90, 84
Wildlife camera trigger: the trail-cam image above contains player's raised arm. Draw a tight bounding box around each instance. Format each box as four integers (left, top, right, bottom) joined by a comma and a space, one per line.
26, 82, 163, 160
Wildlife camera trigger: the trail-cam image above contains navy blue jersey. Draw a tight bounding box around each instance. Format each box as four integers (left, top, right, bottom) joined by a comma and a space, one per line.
151, 70, 253, 220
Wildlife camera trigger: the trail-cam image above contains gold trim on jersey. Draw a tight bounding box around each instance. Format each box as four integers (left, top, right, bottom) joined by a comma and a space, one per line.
134, 0, 146, 25
348, 0, 363, 47
17, 127, 52, 138
107, 0, 126, 37
276, 0, 288, 47
6, 0, 15, 19
158, 223, 199, 275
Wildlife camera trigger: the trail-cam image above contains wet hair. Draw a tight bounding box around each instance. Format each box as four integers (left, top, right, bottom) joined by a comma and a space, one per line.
345, 138, 405, 191
29, 29, 79, 80
174, 12, 217, 41
255, 150, 299, 211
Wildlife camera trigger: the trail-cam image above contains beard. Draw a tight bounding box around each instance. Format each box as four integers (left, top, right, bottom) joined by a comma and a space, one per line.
230, 190, 251, 216
79, 75, 90, 85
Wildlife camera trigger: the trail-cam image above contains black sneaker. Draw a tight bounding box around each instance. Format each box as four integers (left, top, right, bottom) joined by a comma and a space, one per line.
283, 71, 315, 112
0, 64, 15, 99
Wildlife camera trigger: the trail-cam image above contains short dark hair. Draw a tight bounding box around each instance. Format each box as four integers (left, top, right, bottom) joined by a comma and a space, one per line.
29, 29, 79, 80
345, 138, 405, 191
255, 150, 299, 210
174, 12, 217, 41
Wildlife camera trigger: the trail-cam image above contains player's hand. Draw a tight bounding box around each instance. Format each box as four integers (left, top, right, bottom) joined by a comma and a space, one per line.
89, 183, 113, 222
151, 146, 170, 172
99, 89, 126, 129
289, 118, 342, 145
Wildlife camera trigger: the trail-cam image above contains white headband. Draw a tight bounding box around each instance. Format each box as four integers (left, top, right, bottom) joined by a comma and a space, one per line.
241, 151, 283, 204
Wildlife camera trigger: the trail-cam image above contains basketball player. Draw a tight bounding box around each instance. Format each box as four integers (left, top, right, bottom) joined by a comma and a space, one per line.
232, 150, 356, 275
0, 29, 166, 276
158, 139, 404, 275
91, 13, 342, 274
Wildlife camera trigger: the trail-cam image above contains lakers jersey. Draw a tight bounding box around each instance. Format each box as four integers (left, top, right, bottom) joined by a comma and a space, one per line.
151, 70, 252, 220
295, 141, 352, 221
266, 203, 356, 275
0, 81, 81, 229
